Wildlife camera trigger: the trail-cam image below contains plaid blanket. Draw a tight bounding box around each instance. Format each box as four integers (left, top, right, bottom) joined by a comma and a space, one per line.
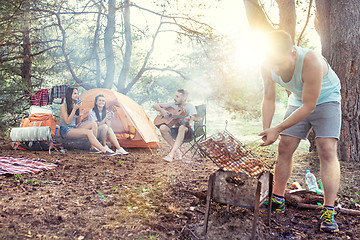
30, 89, 50, 106
0, 155, 57, 175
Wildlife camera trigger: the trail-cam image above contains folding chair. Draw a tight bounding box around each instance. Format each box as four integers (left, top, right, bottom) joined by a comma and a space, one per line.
183, 104, 206, 159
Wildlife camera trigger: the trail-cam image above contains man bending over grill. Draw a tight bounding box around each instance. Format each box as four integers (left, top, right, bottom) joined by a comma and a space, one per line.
259, 30, 341, 233
154, 89, 200, 162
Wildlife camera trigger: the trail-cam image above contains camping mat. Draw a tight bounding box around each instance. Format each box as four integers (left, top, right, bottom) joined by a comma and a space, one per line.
0, 155, 57, 175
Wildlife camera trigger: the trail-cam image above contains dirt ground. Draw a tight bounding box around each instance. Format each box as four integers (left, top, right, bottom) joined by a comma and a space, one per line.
0, 134, 359, 240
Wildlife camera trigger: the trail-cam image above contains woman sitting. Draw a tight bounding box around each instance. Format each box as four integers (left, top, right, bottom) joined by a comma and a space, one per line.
87, 94, 129, 155
60, 87, 115, 156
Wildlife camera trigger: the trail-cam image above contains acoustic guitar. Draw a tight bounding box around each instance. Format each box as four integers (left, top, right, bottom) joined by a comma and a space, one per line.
153, 107, 187, 128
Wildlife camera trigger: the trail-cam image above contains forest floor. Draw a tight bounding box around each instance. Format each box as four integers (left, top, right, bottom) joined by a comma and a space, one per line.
0, 134, 359, 240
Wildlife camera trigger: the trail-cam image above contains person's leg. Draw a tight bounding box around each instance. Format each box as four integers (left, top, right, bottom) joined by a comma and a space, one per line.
107, 127, 121, 150
315, 138, 340, 207
78, 122, 102, 149
97, 124, 109, 146
79, 121, 98, 137
159, 124, 175, 147
167, 125, 188, 159
316, 137, 340, 232
273, 135, 301, 197
65, 128, 106, 152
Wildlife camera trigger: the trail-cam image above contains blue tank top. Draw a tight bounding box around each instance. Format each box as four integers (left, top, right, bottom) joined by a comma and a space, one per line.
271, 46, 341, 107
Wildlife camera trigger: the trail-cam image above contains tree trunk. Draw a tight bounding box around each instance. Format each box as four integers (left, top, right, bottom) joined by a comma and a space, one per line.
103, 0, 116, 89
93, 2, 103, 88
275, 0, 296, 43
22, 1, 31, 95
243, 0, 274, 31
315, 0, 360, 161
118, 0, 132, 93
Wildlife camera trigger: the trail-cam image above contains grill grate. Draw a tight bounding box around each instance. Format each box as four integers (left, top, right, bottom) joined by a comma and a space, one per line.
198, 130, 270, 178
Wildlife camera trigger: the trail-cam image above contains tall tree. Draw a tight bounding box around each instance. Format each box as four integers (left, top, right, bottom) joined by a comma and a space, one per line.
103, 0, 116, 89
117, 0, 132, 92
315, 0, 360, 161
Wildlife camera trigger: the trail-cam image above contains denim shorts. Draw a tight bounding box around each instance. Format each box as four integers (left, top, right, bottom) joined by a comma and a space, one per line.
281, 101, 341, 140
60, 126, 77, 139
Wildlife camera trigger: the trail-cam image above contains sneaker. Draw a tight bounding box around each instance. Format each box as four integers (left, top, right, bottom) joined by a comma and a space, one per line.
115, 147, 129, 155
263, 196, 285, 213
105, 145, 115, 153
101, 150, 116, 156
162, 155, 173, 162
89, 147, 101, 153
320, 206, 339, 233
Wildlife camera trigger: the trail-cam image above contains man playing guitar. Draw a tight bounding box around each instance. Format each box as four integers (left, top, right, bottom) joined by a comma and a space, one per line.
153, 89, 200, 162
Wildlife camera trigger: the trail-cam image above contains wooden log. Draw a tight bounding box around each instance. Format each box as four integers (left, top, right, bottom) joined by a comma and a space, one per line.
290, 203, 360, 216
284, 189, 324, 205
54, 136, 91, 150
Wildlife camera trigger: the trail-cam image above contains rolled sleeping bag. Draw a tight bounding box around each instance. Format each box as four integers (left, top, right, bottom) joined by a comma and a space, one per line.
10, 126, 52, 142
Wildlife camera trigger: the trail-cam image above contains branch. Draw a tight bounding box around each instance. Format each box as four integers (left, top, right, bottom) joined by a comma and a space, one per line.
297, 0, 313, 46
30, 8, 93, 89
123, 20, 163, 94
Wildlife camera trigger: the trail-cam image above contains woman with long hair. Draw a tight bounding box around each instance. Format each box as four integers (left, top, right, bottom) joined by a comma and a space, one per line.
59, 87, 115, 155
87, 94, 129, 155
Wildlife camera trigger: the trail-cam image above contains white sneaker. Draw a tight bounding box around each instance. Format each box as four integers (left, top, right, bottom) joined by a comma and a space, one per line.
162, 155, 173, 162
116, 147, 129, 155
105, 145, 115, 153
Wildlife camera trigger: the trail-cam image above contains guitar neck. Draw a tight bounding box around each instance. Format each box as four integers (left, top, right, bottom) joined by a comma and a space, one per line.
171, 115, 186, 118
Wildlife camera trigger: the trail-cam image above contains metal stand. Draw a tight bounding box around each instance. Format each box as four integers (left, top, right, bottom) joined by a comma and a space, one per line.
203, 170, 273, 240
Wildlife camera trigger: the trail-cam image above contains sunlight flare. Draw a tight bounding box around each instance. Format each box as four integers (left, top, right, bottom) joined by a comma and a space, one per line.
234, 31, 269, 69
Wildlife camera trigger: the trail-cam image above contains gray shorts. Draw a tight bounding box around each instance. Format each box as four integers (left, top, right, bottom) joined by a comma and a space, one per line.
281, 101, 341, 140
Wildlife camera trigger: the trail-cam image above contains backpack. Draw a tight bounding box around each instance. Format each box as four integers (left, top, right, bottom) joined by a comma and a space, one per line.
21, 113, 56, 137
10, 113, 57, 153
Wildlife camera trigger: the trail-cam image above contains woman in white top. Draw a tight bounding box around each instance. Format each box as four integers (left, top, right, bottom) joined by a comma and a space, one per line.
88, 94, 128, 155
60, 87, 115, 155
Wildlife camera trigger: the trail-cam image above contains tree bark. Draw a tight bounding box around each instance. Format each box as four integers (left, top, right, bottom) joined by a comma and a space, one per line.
243, 0, 274, 32
118, 0, 132, 92
315, 0, 360, 161
21, 1, 32, 95
103, 0, 116, 89
93, 1, 103, 88
276, 0, 296, 42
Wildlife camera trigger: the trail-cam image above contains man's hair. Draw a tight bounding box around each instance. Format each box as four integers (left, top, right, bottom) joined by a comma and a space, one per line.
177, 89, 188, 98
267, 30, 293, 55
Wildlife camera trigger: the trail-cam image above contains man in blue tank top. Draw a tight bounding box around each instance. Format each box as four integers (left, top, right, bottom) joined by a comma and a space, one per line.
260, 30, 341, 233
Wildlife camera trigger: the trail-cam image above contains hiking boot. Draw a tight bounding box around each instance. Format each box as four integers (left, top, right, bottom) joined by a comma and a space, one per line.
263, 196, 285, 213
320, 206, 339, 233
89, 147, 101, 153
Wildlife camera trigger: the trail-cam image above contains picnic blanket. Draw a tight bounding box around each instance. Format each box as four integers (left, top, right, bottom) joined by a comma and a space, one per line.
0, 155, 57, 175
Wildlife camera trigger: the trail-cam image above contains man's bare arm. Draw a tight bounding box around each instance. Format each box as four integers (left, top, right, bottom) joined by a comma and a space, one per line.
153, 103, 170, 116
261, 65, 276, 130
260, 51, 323, 146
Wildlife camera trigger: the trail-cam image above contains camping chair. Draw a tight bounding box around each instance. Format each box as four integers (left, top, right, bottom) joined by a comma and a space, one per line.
183, 104, 206, 159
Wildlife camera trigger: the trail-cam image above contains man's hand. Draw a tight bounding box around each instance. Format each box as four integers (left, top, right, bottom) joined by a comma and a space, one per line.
161, 109, 170, 118
259, 127, 281, 146
184, 115, 192, 128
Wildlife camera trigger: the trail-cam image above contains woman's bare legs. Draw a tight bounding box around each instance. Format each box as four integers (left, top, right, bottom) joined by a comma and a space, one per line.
66, 122, 106, 152
98, 124, 109, 146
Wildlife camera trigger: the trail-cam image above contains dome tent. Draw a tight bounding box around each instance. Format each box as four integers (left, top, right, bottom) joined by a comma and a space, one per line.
79, 88, 159, 148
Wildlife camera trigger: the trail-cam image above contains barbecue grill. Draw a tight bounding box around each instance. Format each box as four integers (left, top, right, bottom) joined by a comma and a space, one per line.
198, 130, 273, 239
